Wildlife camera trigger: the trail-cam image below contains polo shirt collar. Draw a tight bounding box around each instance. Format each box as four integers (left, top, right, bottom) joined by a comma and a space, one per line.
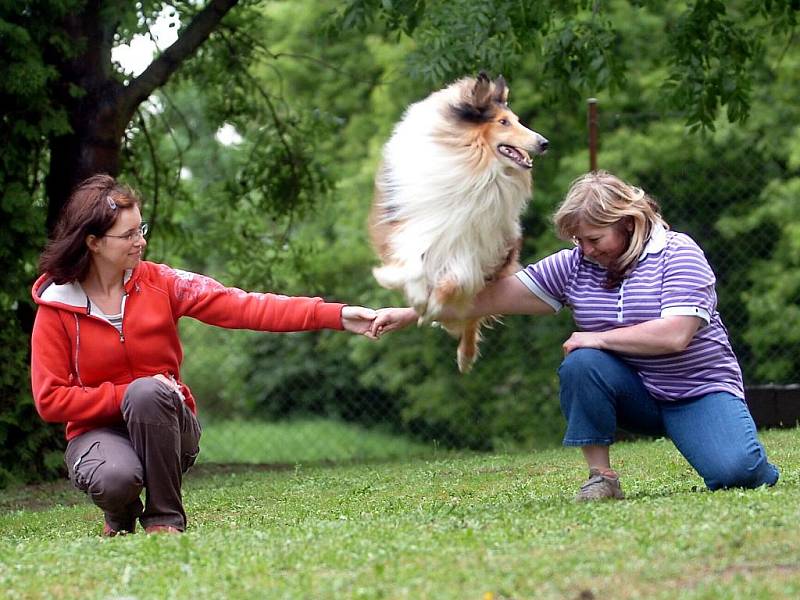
640, 222, 667, 258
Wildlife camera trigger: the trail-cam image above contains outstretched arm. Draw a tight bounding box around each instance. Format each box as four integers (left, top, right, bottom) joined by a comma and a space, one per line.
372, 275, 555, 336
468, 274, 556, 317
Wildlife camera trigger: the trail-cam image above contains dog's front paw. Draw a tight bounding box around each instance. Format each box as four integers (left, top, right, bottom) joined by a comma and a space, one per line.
421, 296, 444, 323
405, 280, 431, 316
414, 302, 435, 326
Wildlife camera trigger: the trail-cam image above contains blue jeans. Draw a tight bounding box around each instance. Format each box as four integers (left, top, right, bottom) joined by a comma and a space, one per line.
558, 348, 779, 490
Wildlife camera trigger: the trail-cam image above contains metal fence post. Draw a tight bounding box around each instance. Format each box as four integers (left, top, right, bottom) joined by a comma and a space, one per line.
588, 98, 598, 172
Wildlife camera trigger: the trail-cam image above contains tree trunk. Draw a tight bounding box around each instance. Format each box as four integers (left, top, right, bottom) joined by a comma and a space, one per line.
43, 0, 240, 233
45, 82, 128, 231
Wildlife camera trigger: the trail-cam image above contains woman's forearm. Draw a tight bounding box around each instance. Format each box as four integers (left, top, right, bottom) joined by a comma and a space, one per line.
563, 316, 703, 356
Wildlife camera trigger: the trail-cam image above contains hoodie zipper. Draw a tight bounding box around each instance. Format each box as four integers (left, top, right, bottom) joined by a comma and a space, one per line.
119, 292, 128, 342
72, 314, 85, 389
84, 299, 124, 341
119, 291, 137, 379
77, 289, 136, 381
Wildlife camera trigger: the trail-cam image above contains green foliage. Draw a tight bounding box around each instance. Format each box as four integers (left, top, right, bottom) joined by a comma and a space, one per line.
332, 0, 797, 130
664, 0, 756, 130
240, 331, 396, 422
0, 2, 79, 487
719, 175, 800, 381
2, 429, 799, 598
0, 316, 65, 488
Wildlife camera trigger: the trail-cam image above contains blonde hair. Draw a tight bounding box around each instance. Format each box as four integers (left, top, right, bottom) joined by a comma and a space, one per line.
553, 171, 668, 287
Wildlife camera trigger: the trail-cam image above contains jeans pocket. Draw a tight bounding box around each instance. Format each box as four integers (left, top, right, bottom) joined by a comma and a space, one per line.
70, 442, 106, 493
179, 405, 201, 473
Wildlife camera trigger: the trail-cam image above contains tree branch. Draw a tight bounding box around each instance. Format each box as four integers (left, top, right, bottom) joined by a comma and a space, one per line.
121, 0, 240, 119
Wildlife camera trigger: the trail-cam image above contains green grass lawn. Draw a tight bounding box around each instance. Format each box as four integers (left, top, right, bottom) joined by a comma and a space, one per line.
1, 428, 799, 599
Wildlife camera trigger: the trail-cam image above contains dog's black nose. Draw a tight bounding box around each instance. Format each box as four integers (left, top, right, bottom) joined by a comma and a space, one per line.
540, 138, 549, 152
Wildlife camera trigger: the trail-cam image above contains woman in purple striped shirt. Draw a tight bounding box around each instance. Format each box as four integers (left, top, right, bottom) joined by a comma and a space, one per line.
372, 171, 779, 500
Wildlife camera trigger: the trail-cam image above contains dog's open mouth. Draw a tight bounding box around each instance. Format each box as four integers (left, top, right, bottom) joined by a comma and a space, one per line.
497, 145, 533, 169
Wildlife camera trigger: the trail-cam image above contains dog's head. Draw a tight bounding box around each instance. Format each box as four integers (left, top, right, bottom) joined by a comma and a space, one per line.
448, 72, 549, 170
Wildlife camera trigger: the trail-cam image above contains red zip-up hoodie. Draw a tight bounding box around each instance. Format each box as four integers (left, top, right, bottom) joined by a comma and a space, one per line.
31, 261, 345, 441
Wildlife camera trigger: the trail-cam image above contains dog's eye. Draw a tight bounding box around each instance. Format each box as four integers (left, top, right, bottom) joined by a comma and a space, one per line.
499, 118, 510, 126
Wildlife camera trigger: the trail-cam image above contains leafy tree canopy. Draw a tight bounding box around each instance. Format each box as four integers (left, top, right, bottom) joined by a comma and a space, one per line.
330, 0, 798, 130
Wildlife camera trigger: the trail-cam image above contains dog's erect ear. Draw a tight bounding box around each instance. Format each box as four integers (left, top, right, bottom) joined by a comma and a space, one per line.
493, 75, 508, 105
472, 72, 493, 108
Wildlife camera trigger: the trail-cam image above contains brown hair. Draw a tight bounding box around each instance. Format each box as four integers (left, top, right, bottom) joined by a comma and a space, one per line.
553, 171, 668, 288
38, 174, 141, 283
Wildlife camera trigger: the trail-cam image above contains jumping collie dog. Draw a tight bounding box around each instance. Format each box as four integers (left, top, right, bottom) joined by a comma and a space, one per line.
369, 73, 549, 372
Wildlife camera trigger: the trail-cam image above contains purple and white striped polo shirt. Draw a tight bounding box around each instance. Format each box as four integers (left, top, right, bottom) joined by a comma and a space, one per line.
515, 224, 744, 401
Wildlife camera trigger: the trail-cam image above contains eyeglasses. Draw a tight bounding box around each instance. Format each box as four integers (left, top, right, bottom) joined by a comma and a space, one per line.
104, 223, 149, 242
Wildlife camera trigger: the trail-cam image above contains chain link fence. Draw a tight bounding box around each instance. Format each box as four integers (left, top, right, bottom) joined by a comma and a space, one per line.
188, 103, 800, 466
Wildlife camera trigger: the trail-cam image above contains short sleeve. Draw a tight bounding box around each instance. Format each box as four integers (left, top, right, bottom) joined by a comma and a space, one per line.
515, 248, 580, 312
660, 234, 716, 326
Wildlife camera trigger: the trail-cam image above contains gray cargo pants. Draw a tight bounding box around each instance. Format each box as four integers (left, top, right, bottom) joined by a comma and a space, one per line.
64, 377, 201, 532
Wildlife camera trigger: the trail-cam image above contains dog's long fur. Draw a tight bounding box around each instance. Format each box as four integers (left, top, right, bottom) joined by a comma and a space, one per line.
370, 73, 548, 372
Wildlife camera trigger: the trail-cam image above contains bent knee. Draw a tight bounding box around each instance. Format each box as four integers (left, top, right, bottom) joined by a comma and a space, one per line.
123, 377, 180, 419
87, 464, 143, 505
125, 376, 168, 400
703, 452, 778, 490
558, 348, 611, 381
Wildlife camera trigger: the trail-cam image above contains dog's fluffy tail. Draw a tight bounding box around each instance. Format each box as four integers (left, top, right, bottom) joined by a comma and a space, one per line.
372, 264, 409, 290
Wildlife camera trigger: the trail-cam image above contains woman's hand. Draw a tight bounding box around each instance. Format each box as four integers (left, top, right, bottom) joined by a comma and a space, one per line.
152, 373, 184, 398
562, 331, 605, 355
370, 307, 419, 338
341, 306, 379, 339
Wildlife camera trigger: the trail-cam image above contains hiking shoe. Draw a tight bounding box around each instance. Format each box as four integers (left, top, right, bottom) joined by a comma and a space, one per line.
576, 468, 625, 501
144, 524, 182, 534
102, 521, 135, 537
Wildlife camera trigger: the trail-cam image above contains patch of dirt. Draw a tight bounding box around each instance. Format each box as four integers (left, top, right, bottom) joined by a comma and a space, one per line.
0, 478, 83, 512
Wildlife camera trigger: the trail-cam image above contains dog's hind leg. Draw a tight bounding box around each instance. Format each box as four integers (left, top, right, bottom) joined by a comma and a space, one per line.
456, 318, 482, 374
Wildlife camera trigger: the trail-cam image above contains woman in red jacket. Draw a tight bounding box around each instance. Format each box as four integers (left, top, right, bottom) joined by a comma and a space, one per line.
31, 174, 379, 536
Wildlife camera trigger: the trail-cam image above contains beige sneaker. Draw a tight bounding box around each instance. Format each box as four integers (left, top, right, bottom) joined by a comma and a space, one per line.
576, 468, 625, 501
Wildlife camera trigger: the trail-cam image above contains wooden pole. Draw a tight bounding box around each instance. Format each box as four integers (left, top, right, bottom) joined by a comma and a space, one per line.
588, 98, 598, 172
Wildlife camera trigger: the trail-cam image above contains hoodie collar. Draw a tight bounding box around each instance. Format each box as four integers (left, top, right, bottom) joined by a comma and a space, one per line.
34, 268, 136, 310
